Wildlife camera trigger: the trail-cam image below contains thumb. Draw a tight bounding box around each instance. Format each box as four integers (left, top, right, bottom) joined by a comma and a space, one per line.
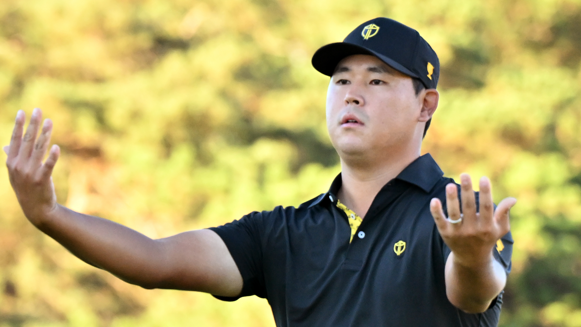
495, 197, 517, 233
3, 146, 8, 155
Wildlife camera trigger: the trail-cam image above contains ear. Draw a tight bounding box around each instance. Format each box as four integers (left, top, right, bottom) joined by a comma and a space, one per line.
418, 89, 439, 122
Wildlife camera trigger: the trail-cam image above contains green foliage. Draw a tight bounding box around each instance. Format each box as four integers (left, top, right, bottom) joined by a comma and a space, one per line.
0, 0, 580, 326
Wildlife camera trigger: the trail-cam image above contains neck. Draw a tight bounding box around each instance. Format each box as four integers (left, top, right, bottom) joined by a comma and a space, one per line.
337, 147, 420, 219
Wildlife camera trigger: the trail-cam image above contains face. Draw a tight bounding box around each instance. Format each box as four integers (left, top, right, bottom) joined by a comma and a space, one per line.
326, 54, 426, 160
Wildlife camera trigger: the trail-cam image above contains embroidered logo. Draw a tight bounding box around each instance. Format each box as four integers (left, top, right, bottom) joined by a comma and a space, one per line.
394, 240, 406, 256
361, 24, 380, 40
496, 239, 504, 253
427, 62, 434, 80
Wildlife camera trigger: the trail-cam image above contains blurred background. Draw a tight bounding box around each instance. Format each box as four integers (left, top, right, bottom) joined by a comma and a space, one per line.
0, 0, 580, 326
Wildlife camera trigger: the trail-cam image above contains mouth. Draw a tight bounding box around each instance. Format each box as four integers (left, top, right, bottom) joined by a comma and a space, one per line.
340, 114, 363, 126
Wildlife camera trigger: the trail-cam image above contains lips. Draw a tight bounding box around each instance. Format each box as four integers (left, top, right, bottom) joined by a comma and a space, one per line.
340, 113, 363, 125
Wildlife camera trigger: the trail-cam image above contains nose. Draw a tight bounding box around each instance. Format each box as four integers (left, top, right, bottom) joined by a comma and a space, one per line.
344, 88, 364, 106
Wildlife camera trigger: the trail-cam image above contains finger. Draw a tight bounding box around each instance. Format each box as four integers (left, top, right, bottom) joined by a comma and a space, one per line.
478, 176, 494, 224
19, 108, 43, 159
445, 183, 461, 222
41, 144, 60, 179
430, 198, 449, 232
494, 197, 517, 235
30, 119, 53, 164
7, 110, 25, 160
460, 173, 477, 221
3, 146, 9, 155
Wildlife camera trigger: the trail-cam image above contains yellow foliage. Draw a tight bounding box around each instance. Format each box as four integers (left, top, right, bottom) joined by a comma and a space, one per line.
1, 0, 581, 326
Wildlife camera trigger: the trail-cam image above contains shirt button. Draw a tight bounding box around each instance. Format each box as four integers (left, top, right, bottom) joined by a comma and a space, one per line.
350, 214, 355, 219
358, 231, 365, 239
329, 195, 334, 202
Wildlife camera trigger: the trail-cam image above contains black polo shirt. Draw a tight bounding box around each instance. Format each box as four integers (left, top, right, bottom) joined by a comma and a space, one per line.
210, 154, 513, 327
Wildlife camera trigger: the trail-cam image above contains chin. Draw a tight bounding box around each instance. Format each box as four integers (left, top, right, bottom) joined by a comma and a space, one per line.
336, 143, 369, 158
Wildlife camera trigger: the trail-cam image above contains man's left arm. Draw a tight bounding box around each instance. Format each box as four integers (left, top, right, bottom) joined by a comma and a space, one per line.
430, 174, 517, 314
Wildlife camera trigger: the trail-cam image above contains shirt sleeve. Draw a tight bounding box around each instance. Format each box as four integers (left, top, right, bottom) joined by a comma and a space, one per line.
487, 230, 513, 314
493, 230, 513, 274
209, 211, 268, 301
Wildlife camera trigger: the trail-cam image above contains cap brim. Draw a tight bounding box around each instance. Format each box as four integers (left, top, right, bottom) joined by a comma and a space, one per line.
312, 42, 418, 79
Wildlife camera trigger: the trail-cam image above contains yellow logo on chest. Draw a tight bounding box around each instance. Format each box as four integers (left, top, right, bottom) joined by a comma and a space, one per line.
394, 240, 406, 256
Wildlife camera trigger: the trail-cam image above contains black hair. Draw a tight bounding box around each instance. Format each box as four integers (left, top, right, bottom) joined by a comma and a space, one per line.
412, 77, 425, 95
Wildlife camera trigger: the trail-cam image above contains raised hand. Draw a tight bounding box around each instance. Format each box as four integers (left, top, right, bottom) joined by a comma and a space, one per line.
3, 109, 243, 296
4, 109, 61, 226
429, 173, 517, 312
430, 173, 516, 265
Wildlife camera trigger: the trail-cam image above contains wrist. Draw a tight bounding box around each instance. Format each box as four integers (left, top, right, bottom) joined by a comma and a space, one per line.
29, 203, 62, 231
451, 250, 495, 270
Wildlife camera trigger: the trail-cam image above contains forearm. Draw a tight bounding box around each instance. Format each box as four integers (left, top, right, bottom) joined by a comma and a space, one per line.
35, 204, 168, 288
445, 252, 506, 313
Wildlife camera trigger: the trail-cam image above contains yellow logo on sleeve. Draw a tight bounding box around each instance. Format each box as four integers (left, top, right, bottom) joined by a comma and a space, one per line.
496, 239, 504, 253
394, 240, 406, 256
361, 24, 380, 40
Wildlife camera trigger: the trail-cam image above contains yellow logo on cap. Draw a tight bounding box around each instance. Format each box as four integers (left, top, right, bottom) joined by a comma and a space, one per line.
361, 24, 380, 40
394, 240, 406, 256
427, 62, 434, 80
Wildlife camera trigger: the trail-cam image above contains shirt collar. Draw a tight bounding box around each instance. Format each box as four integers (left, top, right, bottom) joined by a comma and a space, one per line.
395, 153, 444, 193
308, 153, 443, 208
308, 174, 342, 208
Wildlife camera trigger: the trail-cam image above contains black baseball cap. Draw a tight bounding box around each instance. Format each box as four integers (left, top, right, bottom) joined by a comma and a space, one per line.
312, 17, 439, 89
312, 17, 440, 136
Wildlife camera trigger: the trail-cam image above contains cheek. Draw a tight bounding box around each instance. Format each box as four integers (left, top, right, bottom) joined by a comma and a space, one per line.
326, 84, 340, 103
325, 99, 333, 125
385, 93, 415, 116
325, 100, 335, 134
325, 87, 341, 119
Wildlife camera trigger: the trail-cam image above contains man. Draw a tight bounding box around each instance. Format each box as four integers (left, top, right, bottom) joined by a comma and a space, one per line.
5, 17, 515, 326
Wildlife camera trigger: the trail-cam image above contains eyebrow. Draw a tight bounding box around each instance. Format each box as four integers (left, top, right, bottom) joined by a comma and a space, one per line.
333, 64, 395, 75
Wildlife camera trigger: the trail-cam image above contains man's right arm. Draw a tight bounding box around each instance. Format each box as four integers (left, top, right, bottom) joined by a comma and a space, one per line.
5, 109, 243, 297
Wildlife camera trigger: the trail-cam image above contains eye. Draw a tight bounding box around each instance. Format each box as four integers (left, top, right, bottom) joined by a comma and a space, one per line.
370, 79, 385, 85
336, 79, 350, 85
